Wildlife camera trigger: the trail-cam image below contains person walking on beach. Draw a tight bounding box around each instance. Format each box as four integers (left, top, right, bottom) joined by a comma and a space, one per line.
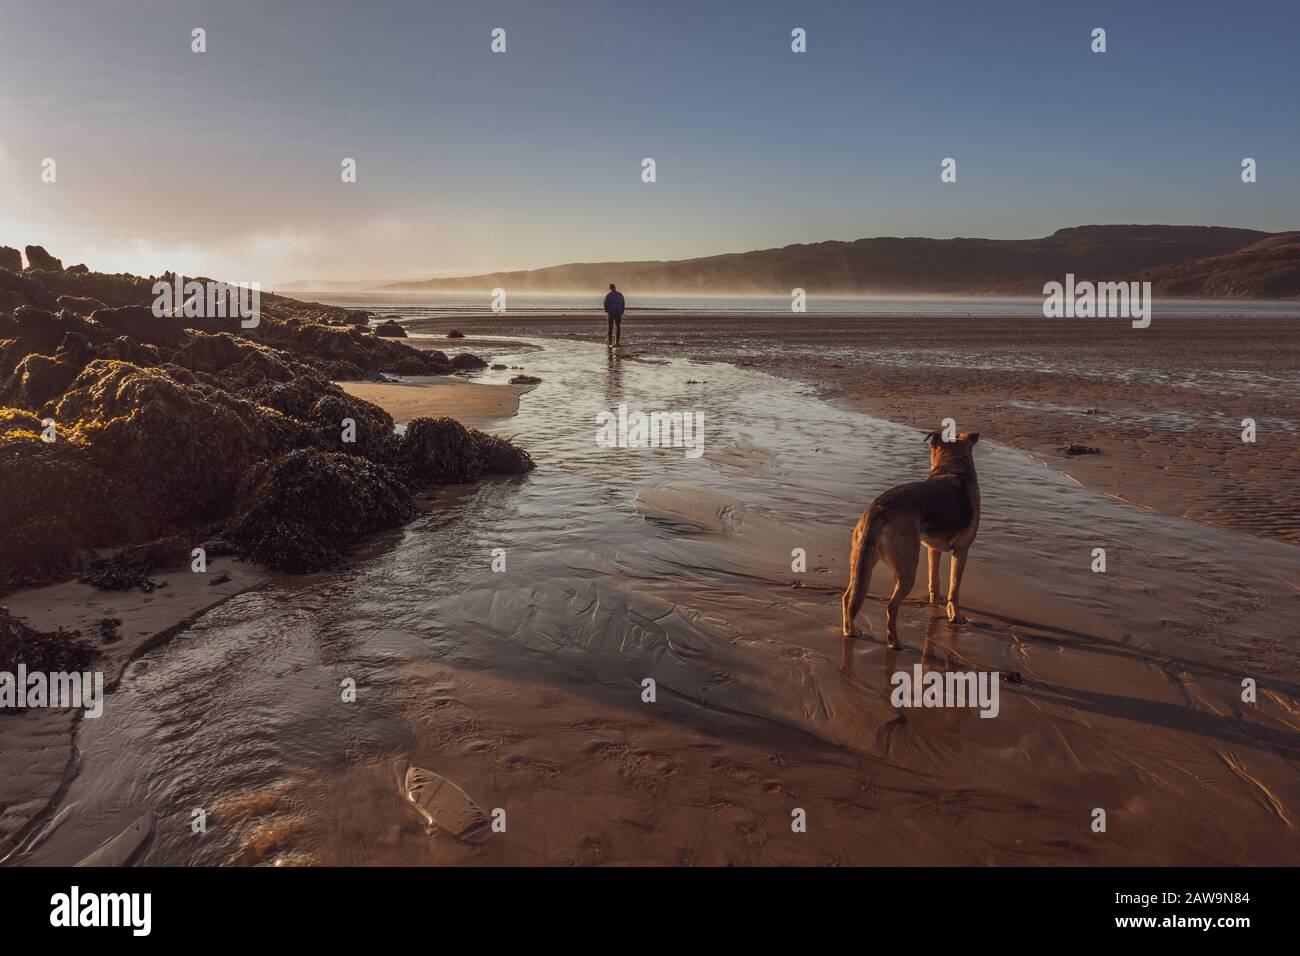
603, 283, 625, 348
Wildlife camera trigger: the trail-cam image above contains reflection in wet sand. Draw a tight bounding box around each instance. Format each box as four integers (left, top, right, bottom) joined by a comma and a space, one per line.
15, 335, 1300, 866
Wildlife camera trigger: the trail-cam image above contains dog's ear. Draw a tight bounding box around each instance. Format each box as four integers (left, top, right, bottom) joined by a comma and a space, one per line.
923, 430, 944, 447
965, 432, 980, 445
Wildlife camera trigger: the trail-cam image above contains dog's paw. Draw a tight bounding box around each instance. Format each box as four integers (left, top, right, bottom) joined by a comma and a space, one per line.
946, 603, 967, 624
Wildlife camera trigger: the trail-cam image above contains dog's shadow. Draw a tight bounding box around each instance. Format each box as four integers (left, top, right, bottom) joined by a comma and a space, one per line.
837, 599, 1300, 763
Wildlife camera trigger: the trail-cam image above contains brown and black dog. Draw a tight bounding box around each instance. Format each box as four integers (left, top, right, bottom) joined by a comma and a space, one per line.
841, 430, 981, 647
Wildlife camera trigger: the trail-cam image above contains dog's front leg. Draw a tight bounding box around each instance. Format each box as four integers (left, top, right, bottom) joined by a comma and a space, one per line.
927, 547, 942, 606
946, 546, 969, 624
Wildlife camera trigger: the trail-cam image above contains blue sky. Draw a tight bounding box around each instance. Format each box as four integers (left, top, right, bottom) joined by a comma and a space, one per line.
1, 0, 1296, 283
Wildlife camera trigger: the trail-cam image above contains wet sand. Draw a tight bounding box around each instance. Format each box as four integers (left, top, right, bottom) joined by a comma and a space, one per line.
0, 557, 267, 861
336, 377, 532, 430
6, 332, 1295, 867
417, 313, 1300, 545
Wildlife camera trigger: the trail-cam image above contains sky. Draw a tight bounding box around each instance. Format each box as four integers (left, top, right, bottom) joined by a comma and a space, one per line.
1, 0, 1297, 285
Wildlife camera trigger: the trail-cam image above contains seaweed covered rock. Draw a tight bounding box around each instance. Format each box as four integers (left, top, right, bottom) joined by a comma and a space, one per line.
54, 360, 307, 528
345, 311, 370, 326
0, 307, 99, 382
55, 295, 107, 317
0, 414, 124, 590
373, 319, 407, 338
256, 317, 448, 377
451, 352, 487, 370
224, 449, 414, 573
0, 609, 97, 695
1, 332, 95, 409
89, 305, 187, 348
394, 416, 534, 486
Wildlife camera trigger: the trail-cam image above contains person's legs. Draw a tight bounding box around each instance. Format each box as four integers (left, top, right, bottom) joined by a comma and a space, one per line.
613, 312, 623, 346
606, 313, 614, 346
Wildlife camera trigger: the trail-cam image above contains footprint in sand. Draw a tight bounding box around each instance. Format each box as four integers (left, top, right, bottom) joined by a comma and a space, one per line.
403, 767, 488, 841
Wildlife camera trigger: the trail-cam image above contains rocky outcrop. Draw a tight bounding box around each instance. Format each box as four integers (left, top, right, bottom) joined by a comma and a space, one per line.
0, 247, 21, 273
0, 254, 530, 593
373, 318, 407, 337
23, 245, 63, 272
225, 449, 415, 573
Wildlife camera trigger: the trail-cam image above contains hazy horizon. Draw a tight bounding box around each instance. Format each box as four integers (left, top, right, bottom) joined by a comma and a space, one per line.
3, 0, 1298, 285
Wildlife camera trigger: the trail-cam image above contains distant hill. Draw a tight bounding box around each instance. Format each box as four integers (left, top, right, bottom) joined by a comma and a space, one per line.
379, 225, 1282, 297
1132, 233, 1300, 299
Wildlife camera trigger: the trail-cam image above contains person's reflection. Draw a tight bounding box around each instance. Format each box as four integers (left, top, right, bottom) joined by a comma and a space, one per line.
604, 345, 624, 410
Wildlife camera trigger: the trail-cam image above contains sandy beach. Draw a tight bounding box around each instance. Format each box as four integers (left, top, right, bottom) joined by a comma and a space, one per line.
8, 327, 1296, 867
335, 376, 533, 430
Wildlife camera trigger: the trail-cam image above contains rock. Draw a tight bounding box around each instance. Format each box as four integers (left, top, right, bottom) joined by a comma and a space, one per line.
0, 246, 22, 273
53, 360, 304, 531
345, 310, 369, 326
373, 319, 407, 338
394, 416, 534, 486
451, 352, 487, 370
224, 449, 414, 573
0, 269, 58, 310
446, 329, 465, 338
23, 245, 63, 272
509, 374, 542, 385
89, 305, 187, 347
66, 263, 89, 275
56, 295, 107, 317
1, 332, 96, 409
0, 411, 124, 590
491, 364, 507, 370
1061, 444, 1101, 456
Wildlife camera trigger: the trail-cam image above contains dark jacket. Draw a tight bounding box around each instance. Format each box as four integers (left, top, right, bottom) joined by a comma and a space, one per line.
603, 290, 625, 314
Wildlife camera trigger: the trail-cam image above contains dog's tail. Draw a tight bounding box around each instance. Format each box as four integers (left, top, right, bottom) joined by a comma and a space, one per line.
841, 510, 883, 636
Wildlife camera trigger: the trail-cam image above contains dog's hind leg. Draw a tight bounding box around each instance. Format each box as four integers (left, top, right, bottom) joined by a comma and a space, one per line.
946, 545, 970, 624
927, 547, 942, 606
841, 515, 879, 637
883, 534, 919, 649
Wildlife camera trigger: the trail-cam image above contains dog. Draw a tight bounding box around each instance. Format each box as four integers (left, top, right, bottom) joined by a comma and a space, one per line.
841, 430, 981, 648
